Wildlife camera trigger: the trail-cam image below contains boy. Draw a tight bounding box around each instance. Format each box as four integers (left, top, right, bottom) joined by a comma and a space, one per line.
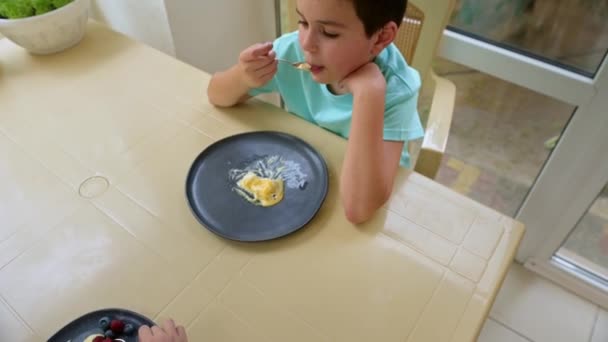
207, 0, 423, 224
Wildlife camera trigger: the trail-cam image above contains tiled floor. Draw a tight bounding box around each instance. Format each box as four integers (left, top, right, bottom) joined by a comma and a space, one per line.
478, 262, 608, 342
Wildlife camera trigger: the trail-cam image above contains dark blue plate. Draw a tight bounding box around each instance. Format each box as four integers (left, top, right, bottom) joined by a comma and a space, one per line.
186, 131, 329, 242
48, 308, 155, 342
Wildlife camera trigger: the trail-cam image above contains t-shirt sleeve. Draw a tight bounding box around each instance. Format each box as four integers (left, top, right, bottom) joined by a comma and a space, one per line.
382, 85, 424, 142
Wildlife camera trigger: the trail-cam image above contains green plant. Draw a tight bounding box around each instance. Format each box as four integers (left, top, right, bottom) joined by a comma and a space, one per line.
0, 0, 74, 19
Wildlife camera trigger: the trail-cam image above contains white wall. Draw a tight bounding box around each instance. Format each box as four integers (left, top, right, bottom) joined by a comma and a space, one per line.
90, 0, 176, 56
164, 0, 277, 73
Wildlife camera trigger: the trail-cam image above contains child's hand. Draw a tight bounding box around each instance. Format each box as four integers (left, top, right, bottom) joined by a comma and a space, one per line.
238, 42, 279, 88
339, 62, 386, 95
138, 319, 188, 342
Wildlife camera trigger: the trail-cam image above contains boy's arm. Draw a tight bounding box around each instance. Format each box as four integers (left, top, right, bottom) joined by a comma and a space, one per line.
340, 63, 403, 224
207, 65, 253, 107
207, 42, 278, 107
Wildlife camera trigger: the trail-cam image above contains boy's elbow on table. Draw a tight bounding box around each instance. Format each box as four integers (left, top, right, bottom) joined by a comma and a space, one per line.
342, 188, 392, 224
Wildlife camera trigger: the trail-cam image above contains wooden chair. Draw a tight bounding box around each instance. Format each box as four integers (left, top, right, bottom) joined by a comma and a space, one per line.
282, 0, 457, 179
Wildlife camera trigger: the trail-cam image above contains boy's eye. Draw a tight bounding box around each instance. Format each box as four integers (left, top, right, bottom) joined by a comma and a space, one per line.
322, 31, 340, 39
297, 20, 309, 27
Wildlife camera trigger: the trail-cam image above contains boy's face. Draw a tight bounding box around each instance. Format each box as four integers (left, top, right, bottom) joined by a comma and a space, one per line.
296, 0, 377, 86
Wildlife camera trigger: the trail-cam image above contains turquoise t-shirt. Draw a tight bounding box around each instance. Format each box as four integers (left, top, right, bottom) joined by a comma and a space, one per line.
250, 31, 424, 167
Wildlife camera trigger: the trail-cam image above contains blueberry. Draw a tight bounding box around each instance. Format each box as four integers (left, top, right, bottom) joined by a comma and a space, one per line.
99, 317, 111, 329
104, 329, 115, 338
123, 323, 135, 335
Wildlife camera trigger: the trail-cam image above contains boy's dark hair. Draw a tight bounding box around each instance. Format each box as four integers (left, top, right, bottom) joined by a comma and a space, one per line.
351, 0, 408, 37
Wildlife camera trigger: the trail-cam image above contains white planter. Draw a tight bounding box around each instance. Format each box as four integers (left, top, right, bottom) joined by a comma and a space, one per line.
0, 0, 90, 55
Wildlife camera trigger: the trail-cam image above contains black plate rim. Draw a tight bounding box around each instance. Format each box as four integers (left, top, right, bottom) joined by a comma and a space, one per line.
48, 307, 156, 342
185, 130, 329, 242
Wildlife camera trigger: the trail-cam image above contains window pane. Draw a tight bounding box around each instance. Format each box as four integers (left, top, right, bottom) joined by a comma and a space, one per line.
421, 58, 575, 217
449, 0, 608, 75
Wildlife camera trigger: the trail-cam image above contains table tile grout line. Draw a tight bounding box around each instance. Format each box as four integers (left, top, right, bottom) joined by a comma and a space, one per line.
0, 118, 97, 191
110, 184, 224, 264
447, 285, 478, 342
153, 246, 228, 324
181, 252, 258, 332
489, 317, 536, 342
402, 270, 448, 342
241, 276, 332, 341
0, 292, 37, 336
0, 203, 86, 274
0, 124, 93, 192
381, 207, 458, 259
384, 201, 474, 247
460, 213, 506, 261
219, 300, 274, 342
93, 184, 225, 279
412, 176, 501, 215
90, 191, 202, 272
90, 203, 175, 271
379, 228, 453, 268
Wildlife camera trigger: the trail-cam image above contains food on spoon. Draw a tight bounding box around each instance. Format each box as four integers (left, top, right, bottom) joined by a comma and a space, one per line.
296, 62, 312, 71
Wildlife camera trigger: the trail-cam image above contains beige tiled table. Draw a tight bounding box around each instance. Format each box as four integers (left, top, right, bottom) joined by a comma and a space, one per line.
0, 22, 524, 342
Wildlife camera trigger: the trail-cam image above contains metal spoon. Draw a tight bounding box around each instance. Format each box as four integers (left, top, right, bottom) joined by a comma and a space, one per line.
276, 58, 311, 71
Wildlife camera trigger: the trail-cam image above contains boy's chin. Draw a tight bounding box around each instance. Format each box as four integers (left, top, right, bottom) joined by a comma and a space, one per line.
310, 73, 333, 85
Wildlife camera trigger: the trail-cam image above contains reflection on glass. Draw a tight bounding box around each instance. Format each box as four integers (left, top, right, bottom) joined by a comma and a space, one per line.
424, 58, 575, 217
449, 0, 608, 75
559, 184, 608, 279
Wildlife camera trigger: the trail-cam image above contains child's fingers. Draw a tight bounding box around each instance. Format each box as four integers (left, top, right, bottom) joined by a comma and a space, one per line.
253, 59, 278, 76
257, 64, 278, 83
241, 42, 273, 61
176, 325, 187, 339
245, 58, 276, 73
251, 42, 273, 57
138, 325, 153, 339
151, 325, 165, 336
162, 319, 177, 334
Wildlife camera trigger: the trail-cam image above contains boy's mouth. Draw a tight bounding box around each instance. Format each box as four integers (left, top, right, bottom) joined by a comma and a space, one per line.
309, 64, 325, 74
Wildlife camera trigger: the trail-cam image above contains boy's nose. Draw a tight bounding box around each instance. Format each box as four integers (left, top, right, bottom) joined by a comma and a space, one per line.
300, 31, 318, 53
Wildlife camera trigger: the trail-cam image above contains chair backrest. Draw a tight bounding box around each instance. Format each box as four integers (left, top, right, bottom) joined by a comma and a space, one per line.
398, 0, 455, 81
393, 4, 425, 68
281, 0, 455, 81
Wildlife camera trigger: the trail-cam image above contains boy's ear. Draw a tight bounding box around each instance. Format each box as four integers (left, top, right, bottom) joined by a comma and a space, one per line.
370, 21, 399, 56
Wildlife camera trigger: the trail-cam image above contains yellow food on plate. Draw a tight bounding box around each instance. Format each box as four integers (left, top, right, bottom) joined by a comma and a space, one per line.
236, 172, 284, 207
